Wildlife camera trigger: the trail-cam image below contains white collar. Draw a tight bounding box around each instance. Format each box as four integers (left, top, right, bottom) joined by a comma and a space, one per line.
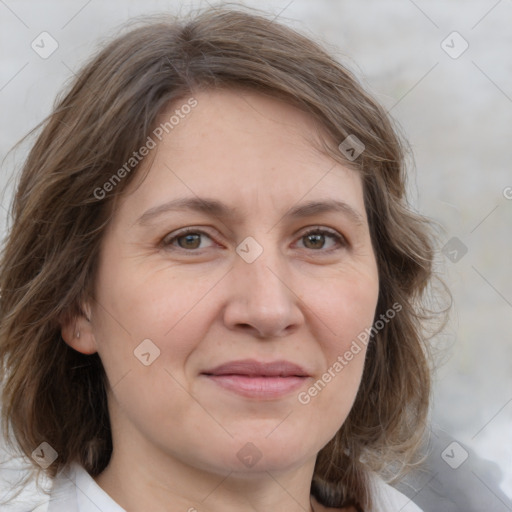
40, 463, 422, 512
47, 462, 125, 512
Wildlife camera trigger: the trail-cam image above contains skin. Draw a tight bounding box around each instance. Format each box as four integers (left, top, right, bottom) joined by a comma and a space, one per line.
62, 88, 379, 512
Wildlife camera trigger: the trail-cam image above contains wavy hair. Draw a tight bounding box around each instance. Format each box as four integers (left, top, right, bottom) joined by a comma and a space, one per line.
0, 5, 447, 510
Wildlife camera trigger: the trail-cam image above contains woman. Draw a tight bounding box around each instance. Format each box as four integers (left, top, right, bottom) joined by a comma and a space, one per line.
0, 5, 439, 511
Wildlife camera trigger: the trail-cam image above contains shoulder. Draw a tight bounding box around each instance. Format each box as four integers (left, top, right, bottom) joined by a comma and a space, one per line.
2, 461, 126, 512
0, 462, 80, 512
0, 461, 52, 512
311, 473, 423, 512
369, 472, 424, 512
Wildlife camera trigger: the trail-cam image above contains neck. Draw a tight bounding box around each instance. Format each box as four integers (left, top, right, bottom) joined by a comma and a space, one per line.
94, 436, 319, 512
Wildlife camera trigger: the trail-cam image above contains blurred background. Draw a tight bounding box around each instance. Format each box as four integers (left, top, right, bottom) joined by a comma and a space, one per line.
1, 1, 511, 510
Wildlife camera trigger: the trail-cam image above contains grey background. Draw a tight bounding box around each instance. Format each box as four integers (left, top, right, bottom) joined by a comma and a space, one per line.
1, 0, 511, 509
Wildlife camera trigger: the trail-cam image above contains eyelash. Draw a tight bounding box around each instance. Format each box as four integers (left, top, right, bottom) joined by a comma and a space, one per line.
161, 226, 348, 254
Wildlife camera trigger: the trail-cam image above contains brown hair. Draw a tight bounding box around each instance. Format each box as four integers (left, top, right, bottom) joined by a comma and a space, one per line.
0, 5, 446, 510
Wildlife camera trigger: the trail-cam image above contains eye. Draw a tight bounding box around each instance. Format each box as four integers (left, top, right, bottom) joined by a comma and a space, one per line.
162, 228, 216, 251
295, 227, 347, 252
161, 226, 347, 254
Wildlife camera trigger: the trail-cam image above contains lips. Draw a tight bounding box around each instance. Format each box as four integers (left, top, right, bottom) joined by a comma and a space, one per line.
201, 359, 310, 399
202, 359, 310, 377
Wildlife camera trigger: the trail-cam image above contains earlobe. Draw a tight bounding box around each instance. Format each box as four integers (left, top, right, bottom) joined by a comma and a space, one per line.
60, 305, 97, 355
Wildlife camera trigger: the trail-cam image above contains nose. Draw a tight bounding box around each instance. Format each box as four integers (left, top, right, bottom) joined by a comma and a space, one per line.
222, 245, 305, 339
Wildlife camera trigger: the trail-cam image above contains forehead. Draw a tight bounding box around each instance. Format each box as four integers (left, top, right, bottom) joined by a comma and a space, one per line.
156, 88, 334, 160
118, 88, 365, 223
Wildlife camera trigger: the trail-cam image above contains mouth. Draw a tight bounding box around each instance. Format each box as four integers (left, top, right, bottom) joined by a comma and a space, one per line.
200, 359, 311, 399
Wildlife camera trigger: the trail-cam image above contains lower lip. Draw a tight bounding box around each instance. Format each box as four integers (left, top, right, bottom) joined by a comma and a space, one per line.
203, 375, 308, 399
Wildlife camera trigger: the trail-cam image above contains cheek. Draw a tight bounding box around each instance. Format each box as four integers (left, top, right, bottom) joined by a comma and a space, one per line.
302, 265, 378, 414
312, 264, 379, 345
91, 262, 216, 428
92, 254, 222, 375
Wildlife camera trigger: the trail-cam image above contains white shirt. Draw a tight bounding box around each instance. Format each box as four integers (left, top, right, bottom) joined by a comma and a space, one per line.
2, 462, 423, 512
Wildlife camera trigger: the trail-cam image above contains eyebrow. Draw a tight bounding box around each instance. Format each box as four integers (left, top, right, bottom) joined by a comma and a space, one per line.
135, 196, 365, 227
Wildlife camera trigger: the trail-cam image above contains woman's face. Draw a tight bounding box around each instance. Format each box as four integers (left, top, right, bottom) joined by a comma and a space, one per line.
72, 89, 379, 476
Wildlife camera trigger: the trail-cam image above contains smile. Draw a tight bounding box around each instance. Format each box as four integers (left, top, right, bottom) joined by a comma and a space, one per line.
201, 359, 311, 399
204, 374, 308, 399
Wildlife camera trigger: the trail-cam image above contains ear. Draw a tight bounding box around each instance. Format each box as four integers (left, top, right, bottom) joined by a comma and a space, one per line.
60, 301, 97, 355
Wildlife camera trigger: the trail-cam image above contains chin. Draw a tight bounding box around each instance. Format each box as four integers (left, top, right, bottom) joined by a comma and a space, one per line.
216, 433, 318, 475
